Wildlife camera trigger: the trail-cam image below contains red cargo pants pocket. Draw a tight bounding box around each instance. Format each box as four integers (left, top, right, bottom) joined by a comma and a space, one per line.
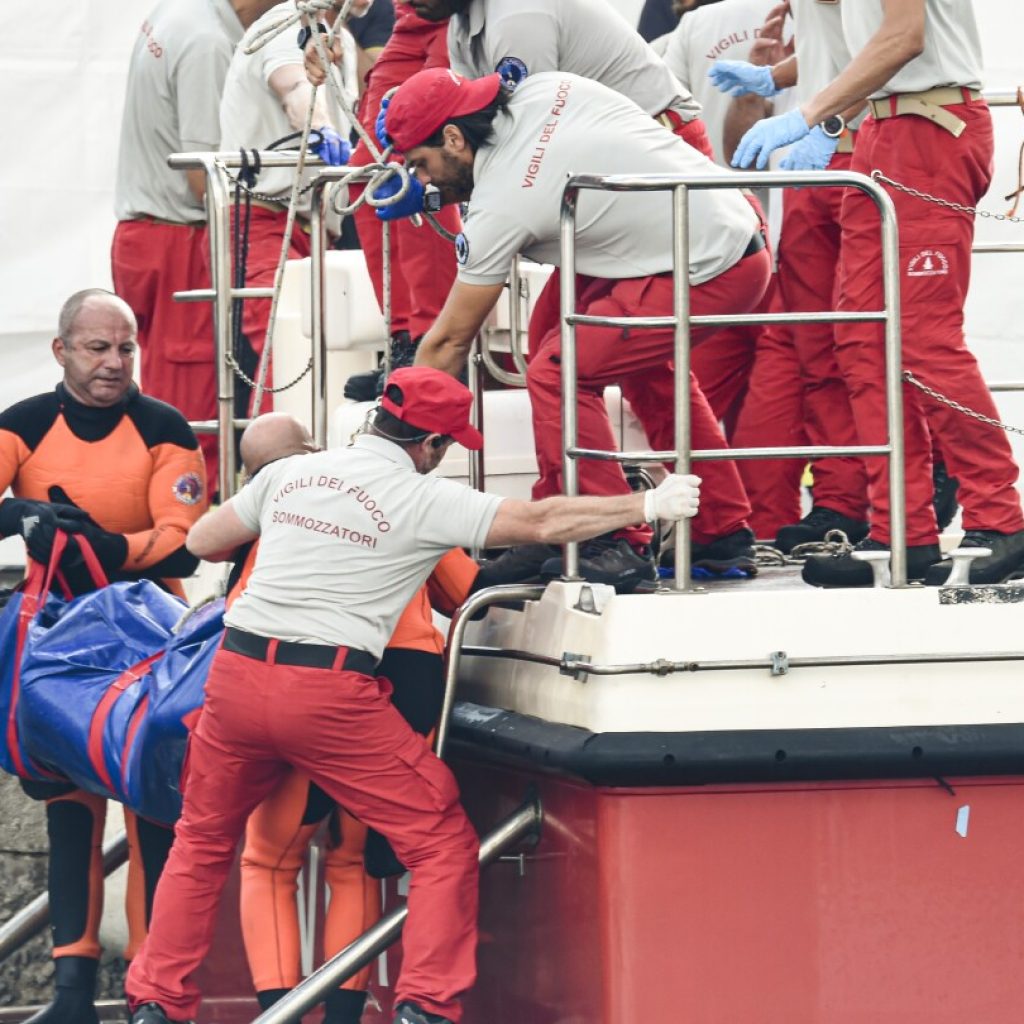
395, 734, 460, 814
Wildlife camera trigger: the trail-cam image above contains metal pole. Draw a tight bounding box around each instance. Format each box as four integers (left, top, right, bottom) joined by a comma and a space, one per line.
250, 799, 542, 1024
559, 186, 582, 580
671, 183, 693, 593
0, 834, 128, 963
203, 155, 237, 501
467, 338, 486, 500
309, 179, 329, 448
507, 255, 528, 378
436, 583, 546, 758
878, 187, 906, 586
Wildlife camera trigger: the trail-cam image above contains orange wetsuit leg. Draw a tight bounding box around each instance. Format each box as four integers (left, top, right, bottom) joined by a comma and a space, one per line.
240, 769, 331, 992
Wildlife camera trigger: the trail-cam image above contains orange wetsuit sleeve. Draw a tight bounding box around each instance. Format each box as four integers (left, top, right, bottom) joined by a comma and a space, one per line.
0, 428, 28, 497
123, 439, 207, 572
426, 547, 480, 617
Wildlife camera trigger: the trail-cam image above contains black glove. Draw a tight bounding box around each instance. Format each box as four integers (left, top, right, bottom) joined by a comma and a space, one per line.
47, 487, 128, 573
0, 497, 92, 565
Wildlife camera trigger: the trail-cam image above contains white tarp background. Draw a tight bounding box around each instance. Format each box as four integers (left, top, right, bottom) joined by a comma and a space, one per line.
0, 2, 1020, 498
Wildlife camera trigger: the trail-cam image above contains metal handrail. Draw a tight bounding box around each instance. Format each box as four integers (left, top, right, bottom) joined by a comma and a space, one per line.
480, 256, 530, 388
559, 169, 904, 591
459, 643, 1024, 678
250, 797, 542, 1024
0, 832, 128, 963
436, 583, 546, 757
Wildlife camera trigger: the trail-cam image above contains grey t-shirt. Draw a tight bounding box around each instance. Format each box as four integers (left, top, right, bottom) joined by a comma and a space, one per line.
226, 434, 503, 658
457, 73, 758, 287
842, 0, 982, 99
114, 0, 242, 222
448, 0, 701, 120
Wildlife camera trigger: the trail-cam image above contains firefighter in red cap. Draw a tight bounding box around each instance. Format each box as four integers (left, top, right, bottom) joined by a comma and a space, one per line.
380, 67, 771, 589
124, 365, 702, 1024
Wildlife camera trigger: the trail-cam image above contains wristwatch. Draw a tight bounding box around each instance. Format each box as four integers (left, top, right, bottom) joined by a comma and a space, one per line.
820, 114, 846, 139
297, 22, 329, 50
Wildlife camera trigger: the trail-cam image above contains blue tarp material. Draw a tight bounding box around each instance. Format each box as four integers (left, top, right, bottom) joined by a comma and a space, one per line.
17, 580, 185, 798
11, 568, 226, 823
123, 599, 225, 824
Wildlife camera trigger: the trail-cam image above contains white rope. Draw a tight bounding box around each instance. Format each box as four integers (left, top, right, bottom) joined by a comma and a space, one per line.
233, 0, 457, 408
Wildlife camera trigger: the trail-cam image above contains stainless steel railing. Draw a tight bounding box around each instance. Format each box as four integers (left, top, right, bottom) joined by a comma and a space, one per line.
558, 169, 905, 591
250, 796, 542, 1024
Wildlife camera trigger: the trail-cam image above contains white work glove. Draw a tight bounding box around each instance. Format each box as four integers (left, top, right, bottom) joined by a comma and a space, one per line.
643, 474, 701, 522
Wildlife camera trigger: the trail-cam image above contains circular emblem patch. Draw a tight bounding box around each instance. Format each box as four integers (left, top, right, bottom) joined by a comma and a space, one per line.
496, 56, 528, 91
172, 472, 203, 505
455, 233, 470, 265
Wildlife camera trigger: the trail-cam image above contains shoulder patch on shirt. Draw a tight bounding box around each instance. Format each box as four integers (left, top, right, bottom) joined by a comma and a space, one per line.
172, 472, 204, 505
455, 233, 470, 265
495, 56, 528, 91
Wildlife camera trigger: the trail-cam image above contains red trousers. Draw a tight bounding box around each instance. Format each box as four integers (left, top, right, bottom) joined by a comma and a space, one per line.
836, 100, 1023, 545
232, 205, 313, 407
776, 150, 868, 521
349, 10, 460, 339
526, 249, 771, 544
111, 219, 218, 487
730, 280, 807, 538
125, 646, 479, 1022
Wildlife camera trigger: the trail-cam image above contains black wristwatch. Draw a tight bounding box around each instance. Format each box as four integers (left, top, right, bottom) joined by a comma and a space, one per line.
820, 114, 846, 139
297, 22, 329, 50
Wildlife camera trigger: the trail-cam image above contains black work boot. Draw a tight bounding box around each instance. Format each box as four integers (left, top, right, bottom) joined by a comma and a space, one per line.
774, 506, 869, 554
802, 536, 941, 587
924, 528, 1024, 586
476, 543, 560, 586
541, 536, 656, 593
24, 956, 99, 1024
688, 527, 758, 578
344, 331, 417, 402
393, 1001, 454, 1024
325, 988, 369, 1024
129, 1002, 191, 1024
932, 462, 960, 532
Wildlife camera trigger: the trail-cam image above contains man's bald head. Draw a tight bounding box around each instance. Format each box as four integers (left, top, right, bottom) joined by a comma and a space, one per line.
240, 413, 318, 475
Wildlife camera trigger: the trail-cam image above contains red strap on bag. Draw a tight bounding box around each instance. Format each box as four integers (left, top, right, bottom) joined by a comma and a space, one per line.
87, 653, 164, 796
7, 532, 111, 779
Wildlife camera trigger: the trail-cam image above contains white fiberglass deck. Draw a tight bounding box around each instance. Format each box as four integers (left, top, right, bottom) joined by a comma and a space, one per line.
456, 574, 1024, 735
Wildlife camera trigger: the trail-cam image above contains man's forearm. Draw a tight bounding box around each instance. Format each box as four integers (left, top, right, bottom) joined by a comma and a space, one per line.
538, 492, 646, 544
799, 5, 925, 125
770, 54, 798, 90
415, 332, 473, 377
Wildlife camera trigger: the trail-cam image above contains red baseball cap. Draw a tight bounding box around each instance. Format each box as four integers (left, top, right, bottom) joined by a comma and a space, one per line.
380, 366, 483, 450
386, 69, 503, 152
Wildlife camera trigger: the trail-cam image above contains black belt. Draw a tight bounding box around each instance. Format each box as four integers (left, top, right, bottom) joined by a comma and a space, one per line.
223, 627, 378, 674
742, 231, 767, 259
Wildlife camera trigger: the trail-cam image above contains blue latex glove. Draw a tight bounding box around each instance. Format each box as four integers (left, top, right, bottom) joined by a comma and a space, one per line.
732, 107, 810, 170
375, 96, 391, 149
779, 125, 839, 171
708, 59, 779, 98
373, 173, 425, 222
312, 126, 351, 166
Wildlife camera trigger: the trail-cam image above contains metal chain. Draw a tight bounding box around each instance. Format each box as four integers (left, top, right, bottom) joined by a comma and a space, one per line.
226, 352, 313, 393
871, 169, 1024, 223
903, 371, 1024, 436
222, 163, 319, 204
